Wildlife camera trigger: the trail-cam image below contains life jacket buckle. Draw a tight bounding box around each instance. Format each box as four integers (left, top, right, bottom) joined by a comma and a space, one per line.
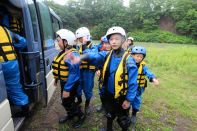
118, 80, 123, 86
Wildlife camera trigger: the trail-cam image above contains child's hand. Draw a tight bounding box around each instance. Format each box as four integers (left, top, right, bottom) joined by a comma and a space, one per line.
96, 70, 101, 77
122, 100, 130, 109
66, 53, 81, 64
152, 78, 159, 86
62, 91, 70, 98
71, 56, 81, 64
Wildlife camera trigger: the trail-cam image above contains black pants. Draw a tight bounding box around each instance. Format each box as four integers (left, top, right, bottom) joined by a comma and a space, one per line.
104, 91, 131, 131
60, 81, 82, 117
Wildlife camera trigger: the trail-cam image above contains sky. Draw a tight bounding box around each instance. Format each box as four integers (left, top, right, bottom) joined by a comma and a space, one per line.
52, 0, 130, 7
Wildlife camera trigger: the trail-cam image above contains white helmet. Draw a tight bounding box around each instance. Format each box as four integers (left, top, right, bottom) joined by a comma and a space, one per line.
56, 29, 76, 45
106, 26, 126, 39
75, 27, 91, 41
128, 37, 134, 41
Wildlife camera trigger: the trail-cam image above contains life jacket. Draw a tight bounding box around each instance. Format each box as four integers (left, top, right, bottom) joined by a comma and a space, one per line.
137, 61, 147, 88
9, 17, 22, 34
79, 43, 96, 71
0, 26, 17, 62
100, 50, 130, 99
52, 48, 77, 81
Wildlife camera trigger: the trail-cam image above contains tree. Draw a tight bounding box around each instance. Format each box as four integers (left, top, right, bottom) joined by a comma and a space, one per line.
46, 0, 197, 39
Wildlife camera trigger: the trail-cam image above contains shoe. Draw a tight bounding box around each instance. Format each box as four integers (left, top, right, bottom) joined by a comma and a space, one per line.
59, 115, 74, 123
72, 114, 85, 128
12, 105, 30, 118
131, 115, 137, 125
85, 106, 91, 115
97, 105, 104, 112
85, 99, 91, 115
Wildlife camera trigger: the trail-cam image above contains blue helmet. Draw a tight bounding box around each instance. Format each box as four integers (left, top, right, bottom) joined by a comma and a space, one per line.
101, 36, 108, 43
132, 46, 146, 57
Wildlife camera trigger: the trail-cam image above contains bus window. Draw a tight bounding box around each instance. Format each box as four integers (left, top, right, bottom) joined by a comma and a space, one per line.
27, 0, 38, 41
51, 16, 60, 37
59, 21, 63, 28
37, 2, 54, 50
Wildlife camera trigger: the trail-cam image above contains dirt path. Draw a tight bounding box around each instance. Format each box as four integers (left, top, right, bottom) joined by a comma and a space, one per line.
21, 80, 196, 131
21, 81, 109, 131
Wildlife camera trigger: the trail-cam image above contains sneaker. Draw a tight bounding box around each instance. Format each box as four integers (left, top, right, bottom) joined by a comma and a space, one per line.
59, 115, 74, 124
131, 115, 137, 125
85, 106, 91, 115
72, 114, 85, 128
97, 105, 104, 112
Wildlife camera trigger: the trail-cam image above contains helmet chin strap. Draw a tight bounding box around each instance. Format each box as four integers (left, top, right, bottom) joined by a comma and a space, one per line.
113, 47, 124, 58
114, 46, 122, 51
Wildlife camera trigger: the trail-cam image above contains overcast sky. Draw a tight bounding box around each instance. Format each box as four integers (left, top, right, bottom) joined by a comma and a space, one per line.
52, 0, 130, 7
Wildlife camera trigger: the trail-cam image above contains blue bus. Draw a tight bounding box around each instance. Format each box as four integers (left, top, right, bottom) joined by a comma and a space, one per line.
0, 0, 63, 130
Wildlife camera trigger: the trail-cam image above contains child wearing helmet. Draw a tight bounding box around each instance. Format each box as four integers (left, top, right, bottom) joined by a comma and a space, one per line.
71, 26, 138, 131
96, 35, 111, 112
131, 46, 159, 126
97, 35, 111, 51
52, 29, 85, 128
123, 36, 134, 53
75, 27, 98, 115
127, 37, 134, 51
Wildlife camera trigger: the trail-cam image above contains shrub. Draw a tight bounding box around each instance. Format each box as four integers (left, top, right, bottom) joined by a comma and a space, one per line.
127, 30, 197, 44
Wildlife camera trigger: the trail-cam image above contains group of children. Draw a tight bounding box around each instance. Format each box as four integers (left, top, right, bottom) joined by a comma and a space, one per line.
52, 26, 159, 130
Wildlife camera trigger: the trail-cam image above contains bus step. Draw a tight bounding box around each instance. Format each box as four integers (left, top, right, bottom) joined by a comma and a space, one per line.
13, 117, 25, 131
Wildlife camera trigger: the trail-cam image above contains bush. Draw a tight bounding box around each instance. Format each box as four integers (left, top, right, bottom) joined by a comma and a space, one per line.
128, 29, 197, 44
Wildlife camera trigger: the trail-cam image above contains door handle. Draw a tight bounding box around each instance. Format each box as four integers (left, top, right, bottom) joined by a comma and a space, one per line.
46, 58, 50, 66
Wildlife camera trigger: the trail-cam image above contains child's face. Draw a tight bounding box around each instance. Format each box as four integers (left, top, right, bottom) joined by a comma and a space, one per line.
77, 37, 88, 45
57, 37, 64, 50
103, 43, 111, 51
127, 39, 133, 46
57, 37, 68, 50
109, 34, 124, 50
132, 54, 144, 63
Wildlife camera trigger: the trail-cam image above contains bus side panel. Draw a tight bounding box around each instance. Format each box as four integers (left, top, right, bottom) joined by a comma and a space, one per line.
0, 64, 7, 103
0, 65, 7, 103
44, 48, 59, 104
1, 119, 14, 131
0, 64, 14, 131
0, 99, 14, 131
46, 70, 56, 104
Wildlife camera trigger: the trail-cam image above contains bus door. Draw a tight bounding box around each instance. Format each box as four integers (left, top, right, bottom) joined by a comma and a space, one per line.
17, 0, 43, 105
0, 0, 42, 111
35, 0, 59, 105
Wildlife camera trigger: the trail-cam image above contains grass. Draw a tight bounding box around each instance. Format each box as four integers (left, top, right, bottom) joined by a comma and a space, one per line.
132, 42, 197, 130
60, 42, 197, 130
92, 42, 197, 130
22, 42, 197, 131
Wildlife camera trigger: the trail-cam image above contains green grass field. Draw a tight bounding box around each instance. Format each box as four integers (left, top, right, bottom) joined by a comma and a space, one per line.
130, 42, 197, 130
60, 42, 197, 131
23, 42, 197, 131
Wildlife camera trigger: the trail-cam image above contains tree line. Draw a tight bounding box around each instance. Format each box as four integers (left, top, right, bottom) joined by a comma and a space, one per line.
46, 0, 197, 43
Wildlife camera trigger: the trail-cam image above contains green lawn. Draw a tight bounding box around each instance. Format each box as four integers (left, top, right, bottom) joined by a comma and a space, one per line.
23, 42, 197, 131
60, 42, 197, 130
132, 42, 197, 130
60, 42, 197, 131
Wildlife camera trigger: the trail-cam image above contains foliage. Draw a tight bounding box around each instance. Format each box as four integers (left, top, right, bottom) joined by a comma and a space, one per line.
45, 0, 197, 42
128, 29, 197, 44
